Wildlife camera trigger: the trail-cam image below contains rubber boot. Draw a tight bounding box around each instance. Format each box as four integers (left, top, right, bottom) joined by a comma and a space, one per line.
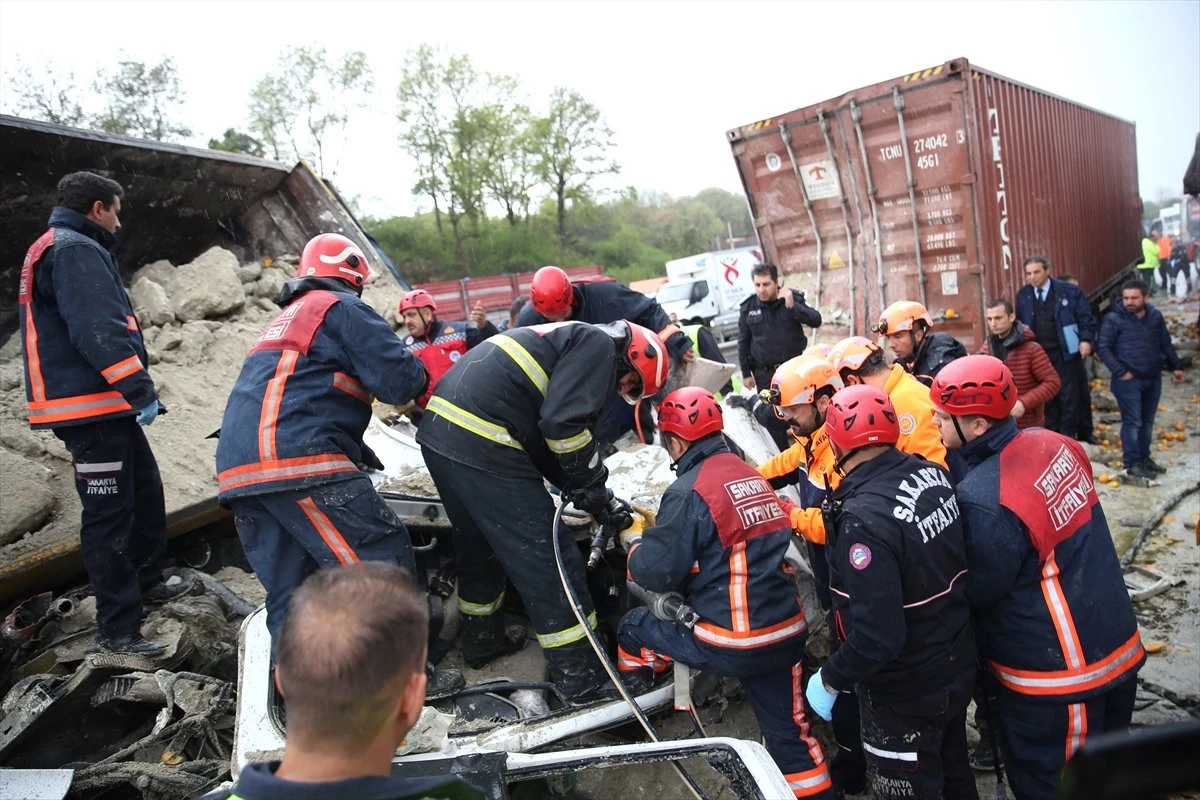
545, 640, 617, 706
460, 612, 527, 669
426, 662, 465, 701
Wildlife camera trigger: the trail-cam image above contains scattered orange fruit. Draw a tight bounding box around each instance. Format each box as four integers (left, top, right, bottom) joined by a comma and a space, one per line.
1098, 474, 1110, 483
1145, 641, 1167, 654
1174, 422, 1185, 431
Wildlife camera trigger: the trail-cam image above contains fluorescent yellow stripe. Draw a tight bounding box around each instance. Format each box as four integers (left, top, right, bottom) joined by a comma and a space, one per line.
537, 612, 597, 648
547, 429, 593, 454
491, 336, 549, 395
459, 592, 505, 616
426, 397, 523, 450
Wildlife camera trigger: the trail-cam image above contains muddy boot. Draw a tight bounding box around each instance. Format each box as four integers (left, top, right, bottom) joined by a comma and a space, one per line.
460, 613, 528, 670
426, 662, 465, 701
546, 641, 617, 706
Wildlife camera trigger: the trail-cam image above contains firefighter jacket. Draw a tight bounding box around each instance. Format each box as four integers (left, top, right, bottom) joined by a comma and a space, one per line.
415, 322, 615, 493
956, 418, 1145, 703
515, 280, 691, 362
627, 434, 809, 655
737, 289, 823, 382
19, 207, 157, 429
216, 278, 428, 501
823, 447, 975, 700
900, 331, 966, 385
757, 364, 946, 545
403, 317, 497, 407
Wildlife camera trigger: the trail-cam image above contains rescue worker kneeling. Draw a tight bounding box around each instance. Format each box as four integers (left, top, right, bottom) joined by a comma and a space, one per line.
617, 387, 835, 800
417, 320, 668, 704
805, 385, 978, 800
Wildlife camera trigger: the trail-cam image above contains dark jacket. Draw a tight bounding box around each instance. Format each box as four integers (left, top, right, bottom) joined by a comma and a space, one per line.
1097, 301, 1182, 379
201, 760, 483, 800
956, 419, 1145, 702
516, 280, 691, 361
902, 331, 966, 385
18, 207, 157, 429
1015, 278, 1097, 360
981, 323, 1061, 429
216, 278, 428, 501
627, 434, 809, 656
823, 448, 974, 700
417, 321, 615, 493
737, 289, 822, 381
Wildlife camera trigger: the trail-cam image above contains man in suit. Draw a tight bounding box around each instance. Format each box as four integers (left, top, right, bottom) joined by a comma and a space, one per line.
1014, 256, 1098, 444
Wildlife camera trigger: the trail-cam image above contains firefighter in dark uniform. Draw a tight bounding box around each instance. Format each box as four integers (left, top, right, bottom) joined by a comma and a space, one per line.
931, 356, 1145, 800
737, 263, 823, 449
874, 300, 966, 386
398, 288, 498, 410
18, 171, 186, 656
516, 266, 691, 445
216, 234, 430, 651
416, 320, 669, 703
617, 387, 834, 799
806, 384, 977, 800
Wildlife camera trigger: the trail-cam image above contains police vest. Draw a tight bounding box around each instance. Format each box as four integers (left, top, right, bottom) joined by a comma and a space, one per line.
405, 320, 469, 408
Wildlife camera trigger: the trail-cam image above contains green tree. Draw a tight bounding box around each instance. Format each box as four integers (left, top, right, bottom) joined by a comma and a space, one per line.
247, 46, 373, 177
208, 128, 265, 157
3, 59, 86, 126
92, 57, 191, 141
530, 87, 619, 249
694, 187, 754, 244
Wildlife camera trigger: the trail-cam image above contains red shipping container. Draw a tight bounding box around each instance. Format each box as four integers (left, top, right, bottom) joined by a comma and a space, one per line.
728, 58, 1141, 349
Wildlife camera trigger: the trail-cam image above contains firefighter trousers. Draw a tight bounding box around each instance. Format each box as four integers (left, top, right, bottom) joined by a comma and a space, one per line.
618, 607, 835, 799
54, 417, 168, 638
992, 675, 1137, 800
229, 476, 417, 649
422, 448, 606, 698
858, 666, 978, 800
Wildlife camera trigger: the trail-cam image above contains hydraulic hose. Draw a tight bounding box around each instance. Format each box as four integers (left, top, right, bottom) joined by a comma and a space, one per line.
551, 502, 708, 800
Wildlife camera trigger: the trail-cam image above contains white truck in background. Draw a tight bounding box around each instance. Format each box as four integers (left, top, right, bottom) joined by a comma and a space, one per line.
655, 245, 762, 327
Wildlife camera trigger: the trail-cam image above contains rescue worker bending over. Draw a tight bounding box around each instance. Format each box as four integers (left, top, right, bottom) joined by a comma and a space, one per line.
806, 385, 977, 800
827, 336, 947, 466
416, 321, 668, 704
931, 356, 1145, 800
398, 289, 497, 410
19, 171, 187, 656
216, 234, 430, 653
874, 300, 966, 385
618, 388, 834, 800
517, 266, 692, 445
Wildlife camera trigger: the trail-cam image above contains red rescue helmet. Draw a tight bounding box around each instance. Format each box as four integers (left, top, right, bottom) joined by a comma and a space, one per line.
399, 289, 437, 314
619, 321, 669, 404
874, 300, 932, 335
530, 266, 574, 317
825, 385, 899, 451
659, 387, 723, 441
929, 355, 1017, 419
299, 233, 370, 290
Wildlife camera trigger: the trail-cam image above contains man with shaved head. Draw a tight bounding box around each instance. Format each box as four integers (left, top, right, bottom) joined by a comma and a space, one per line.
204, 563, 482, 800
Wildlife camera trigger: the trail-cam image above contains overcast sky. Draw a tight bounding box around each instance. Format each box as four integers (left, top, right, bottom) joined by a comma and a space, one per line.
1, 0, 1196, 218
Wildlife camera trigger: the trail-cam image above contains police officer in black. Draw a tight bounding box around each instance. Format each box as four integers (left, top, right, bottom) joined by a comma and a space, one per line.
804, 385, 977, 800
737, 263, 822, 448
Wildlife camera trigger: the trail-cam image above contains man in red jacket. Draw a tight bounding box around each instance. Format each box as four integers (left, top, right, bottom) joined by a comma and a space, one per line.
981, 299, 1061, 429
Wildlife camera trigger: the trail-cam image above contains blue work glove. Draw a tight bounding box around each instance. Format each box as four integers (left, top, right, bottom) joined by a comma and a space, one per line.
136, 399, 160, 427
805, 668, 837, 721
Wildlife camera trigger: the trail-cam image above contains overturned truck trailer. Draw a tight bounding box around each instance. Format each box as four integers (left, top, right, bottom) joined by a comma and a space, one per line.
0, 114, 403, 605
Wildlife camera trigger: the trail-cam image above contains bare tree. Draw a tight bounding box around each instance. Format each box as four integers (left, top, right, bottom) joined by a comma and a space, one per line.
93, 57, 192, 141
2, 60, 86, 126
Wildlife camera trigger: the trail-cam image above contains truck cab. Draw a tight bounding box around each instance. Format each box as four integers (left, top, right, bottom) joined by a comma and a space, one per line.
657, 246, 761, 326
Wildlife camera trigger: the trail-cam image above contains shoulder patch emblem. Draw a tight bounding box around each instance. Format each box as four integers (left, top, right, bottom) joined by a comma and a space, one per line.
849, 543, 872, 570
404, 336, 414, 345
449, 350, 461, 361
898, 413, 916, 435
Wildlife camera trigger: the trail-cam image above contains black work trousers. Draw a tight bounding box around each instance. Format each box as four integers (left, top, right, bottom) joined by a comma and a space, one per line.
422, 447, 606, 698
858, 666, 979, 800
53, 416, 167, 638
1044, 352, 1091, 440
